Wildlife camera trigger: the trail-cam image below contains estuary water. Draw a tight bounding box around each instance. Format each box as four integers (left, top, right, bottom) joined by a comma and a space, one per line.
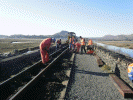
11, 42, 31, 44
95, 42, 133, 59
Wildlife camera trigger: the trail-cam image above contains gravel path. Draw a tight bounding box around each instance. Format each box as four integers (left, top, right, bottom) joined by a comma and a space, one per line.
65, 53, 131, 100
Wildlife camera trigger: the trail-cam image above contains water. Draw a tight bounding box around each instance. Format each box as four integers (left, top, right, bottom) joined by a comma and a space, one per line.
22, 51, 35, 54
11, 42, 32, 44
95, 42, 133, 58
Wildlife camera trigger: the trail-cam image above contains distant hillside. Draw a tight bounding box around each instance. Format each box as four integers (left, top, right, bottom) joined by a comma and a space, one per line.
102, 35, 116, 40
52, 31, 69, 38
0, 32, 133, 41
9, 34, 51, 39
0, 35, 9, 38
125, 34, 133, 40
98, 34, 133, 41
0, 31, 69, 39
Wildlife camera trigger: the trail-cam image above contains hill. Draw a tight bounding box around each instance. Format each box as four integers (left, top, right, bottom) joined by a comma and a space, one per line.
98, 34, 133, 41
0, 35, 9, 38
0, 32, 133, 41
0, 31, 69, 39
52, 31, 69, 39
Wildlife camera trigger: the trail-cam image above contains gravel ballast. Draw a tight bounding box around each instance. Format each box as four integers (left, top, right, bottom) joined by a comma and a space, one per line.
65, 53, 131, 100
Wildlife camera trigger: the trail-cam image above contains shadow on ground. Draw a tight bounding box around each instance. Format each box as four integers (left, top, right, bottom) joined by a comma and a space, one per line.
75, 69, 110, 76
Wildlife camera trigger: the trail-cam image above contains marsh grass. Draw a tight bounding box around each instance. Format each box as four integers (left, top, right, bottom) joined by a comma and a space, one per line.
0, 38, 66, 53
0, 38, 43, 53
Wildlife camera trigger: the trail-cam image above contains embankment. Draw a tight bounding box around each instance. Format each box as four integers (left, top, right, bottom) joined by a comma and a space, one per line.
94, 44, 133, 88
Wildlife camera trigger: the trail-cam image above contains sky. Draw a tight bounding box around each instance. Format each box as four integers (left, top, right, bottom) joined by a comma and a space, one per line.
0, 0, 133, 37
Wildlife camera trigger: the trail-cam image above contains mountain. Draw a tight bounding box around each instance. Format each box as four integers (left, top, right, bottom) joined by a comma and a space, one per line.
0, 35, 9, 38
2, 30, 69, 39
0, 32, 133, 41
125, 34, 133, 41
9, 34, 50, 39
52, 31, 69, 38
101, 35, 116, 40
98, 34, 133, 41
116, 35, 129, 40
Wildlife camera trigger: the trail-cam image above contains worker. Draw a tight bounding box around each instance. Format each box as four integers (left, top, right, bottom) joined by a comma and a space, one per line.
69, 37, 75, 50
87, 39, 94, 54
72, 36, 76, 49
75, 42, 81, 53
53, 38, 56, 43
56, 39, 61, 49
88, 39, 93, 49
80, 36, 86, 54
128, 63, 133, 82
40, 38, 55, 64
59, 39, 62, 47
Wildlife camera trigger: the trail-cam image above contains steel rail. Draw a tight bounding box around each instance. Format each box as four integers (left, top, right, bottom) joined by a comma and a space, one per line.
9, 47, 69, 100
0, 45, 67, 86
0, 45, 68, 100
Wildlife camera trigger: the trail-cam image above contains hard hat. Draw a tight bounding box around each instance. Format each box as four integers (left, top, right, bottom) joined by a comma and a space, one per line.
128, 63, 133, 82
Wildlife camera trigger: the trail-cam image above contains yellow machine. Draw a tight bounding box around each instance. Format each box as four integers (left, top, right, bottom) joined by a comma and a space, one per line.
66, 32, 76, 44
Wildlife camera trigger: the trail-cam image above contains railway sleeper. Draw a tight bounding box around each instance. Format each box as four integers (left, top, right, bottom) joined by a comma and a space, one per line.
1, 45, 68, 100
4, 47, 70, 99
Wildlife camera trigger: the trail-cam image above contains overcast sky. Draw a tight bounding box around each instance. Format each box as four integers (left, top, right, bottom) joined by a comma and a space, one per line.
0, 0, 133, 37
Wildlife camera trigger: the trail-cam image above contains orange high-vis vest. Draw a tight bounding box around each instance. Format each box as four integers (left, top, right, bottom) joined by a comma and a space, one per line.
81, 38, 85, 45
69, 38, 71, 43
128, 63, 133, 73
69, 38, 74, 44
88, 39, 93, 45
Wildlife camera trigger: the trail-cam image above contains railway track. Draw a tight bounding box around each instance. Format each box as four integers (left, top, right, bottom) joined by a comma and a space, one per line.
1, 45, 73, 100
0, 44, 66, 82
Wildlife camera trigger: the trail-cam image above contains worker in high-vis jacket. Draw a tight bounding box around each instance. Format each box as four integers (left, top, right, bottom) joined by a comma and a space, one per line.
40, 38, 55, 64
80, 36, 86, 54
87, 39, 94, 54
56, 39, 61, 49
75, 42, 81, 53
128, 63, 133, 82
69, 37, 75, 50
88, 39, 93, 47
